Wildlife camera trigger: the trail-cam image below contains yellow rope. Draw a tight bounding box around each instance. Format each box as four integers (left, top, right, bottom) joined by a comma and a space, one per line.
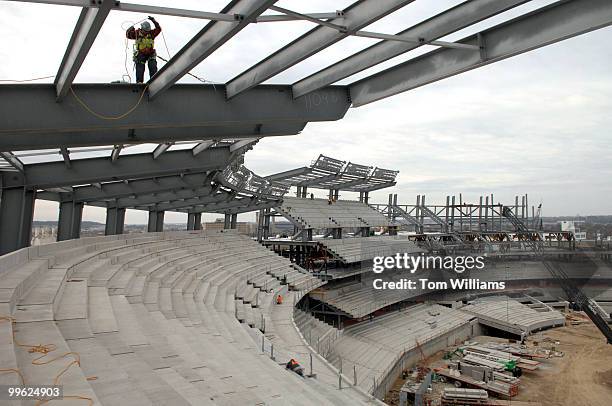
0, 316, 94, 406
69, 85, 148, 121
0, 75, 54, 82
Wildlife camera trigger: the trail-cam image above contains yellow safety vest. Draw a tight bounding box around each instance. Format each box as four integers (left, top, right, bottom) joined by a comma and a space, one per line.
135, 33, 154, 53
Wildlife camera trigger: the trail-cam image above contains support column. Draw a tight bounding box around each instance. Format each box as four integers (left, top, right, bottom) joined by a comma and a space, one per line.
230, 213, 238, 229
364, 192, 369, 204
105, 207, 126, 235
256, 210, 262, 241
57, 199, 83, 241
148, 210, 164, 232
187, 213, 196, 230
263, 209, 271, 239
302, 186, 308, 198
224, 213, 231, 229
0, 185, 36, 255
193, 213, 202, 230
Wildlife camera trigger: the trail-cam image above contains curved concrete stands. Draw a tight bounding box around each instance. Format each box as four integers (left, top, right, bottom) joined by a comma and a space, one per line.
0, 230, 378, 405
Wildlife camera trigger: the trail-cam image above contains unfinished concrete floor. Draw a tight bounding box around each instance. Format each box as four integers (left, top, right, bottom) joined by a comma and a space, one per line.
385, 313, 611, 406
516, 317, 612, 406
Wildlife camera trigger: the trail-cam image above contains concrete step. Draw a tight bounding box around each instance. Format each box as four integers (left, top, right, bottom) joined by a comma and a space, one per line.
14, 321, 102, 405
88, 286, 118, 334
55, 279, 88, 321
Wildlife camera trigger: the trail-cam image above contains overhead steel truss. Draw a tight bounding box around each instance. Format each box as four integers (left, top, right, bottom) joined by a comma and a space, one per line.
1, 0, 611, 254
266, 154, 398, 193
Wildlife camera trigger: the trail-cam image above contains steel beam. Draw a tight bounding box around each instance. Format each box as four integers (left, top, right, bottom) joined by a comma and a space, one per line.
0, 152, 24, 172
229, 138, 259, 152
1, 122, 305, 151
0, 185, 36, 255
360, 181, 397, 192
57, 198, 83, 241
265, 167, 310, 181
11, 148, 232, 189
139, 192, 230, 212
153, 143, 172, 159
257, 12, 341, 23
147, 0, 277, 99
225, 0, 414, 99
292, 0, 529, 98
54, 0, 113, 100
350, 0, 612, 106
3, 0, 90, 6
36, 171, 217, 203
6, 1, 338, 23
193, 140, 216, 156
101, 186, 220, 210
180, 197, 279, 214
59, 147, 71, 168
0, 84, 344, 150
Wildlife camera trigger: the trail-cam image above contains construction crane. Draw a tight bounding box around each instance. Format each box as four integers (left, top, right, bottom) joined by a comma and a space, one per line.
502, 206, 612, 344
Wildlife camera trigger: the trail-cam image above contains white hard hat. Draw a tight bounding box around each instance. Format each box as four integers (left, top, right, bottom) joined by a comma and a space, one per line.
141, 21, 151, 31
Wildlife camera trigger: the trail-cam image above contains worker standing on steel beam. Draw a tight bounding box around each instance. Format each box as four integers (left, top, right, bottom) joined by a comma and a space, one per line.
126, 16, 162, 83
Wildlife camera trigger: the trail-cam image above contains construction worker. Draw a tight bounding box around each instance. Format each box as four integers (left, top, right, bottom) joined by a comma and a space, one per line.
276, 294, 283, 305
286, 358, 304, 376
126, 16, 162, 83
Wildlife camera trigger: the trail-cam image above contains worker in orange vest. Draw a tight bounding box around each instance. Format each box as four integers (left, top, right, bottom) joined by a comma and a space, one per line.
276, 294, 283, 305
286, 358, 304, 376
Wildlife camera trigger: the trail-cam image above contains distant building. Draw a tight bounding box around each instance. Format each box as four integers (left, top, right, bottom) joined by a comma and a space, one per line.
561, 220, 587, 240
203, 218, 257, 236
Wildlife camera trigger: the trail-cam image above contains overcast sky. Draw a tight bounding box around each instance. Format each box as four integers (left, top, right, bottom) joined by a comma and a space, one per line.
1, 0, 611, 224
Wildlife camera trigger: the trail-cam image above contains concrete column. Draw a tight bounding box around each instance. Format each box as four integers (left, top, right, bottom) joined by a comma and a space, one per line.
302, 186, 308, 198
230, 213, 238, 229
57, 200, 83, 241
364, 192, 369, 204
256, 209, 264, 241
193, 213, 202, 230
223, 213, 231, 229
105, 207, 126, 235
263, 209, 271, 239
148, 210, 164, 232
0, 186, 36, 255
155, 211, 164, 232
187, 213, 196, 230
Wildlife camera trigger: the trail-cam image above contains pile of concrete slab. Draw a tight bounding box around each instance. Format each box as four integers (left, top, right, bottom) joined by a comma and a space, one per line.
461, 296, 565, 335
0, 230, 377, 405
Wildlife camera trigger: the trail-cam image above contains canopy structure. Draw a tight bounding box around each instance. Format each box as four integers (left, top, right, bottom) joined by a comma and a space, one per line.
1, 0, 611, 254
266, 154, 398, 194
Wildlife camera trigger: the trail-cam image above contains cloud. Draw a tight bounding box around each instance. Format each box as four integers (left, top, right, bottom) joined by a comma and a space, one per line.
1, 1, 611, 223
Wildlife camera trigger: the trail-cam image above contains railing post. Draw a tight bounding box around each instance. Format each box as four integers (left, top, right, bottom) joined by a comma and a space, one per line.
338, 357, 343, 389
261, 335, 265, 352
310, 353, 313, 377
353, 365, 357, 386
271, 344, 275, 360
